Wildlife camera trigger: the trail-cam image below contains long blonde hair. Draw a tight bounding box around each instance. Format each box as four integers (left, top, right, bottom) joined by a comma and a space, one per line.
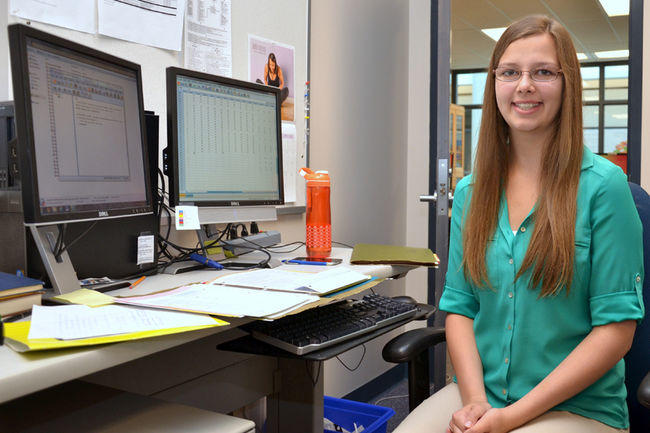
462, 15, 583, 297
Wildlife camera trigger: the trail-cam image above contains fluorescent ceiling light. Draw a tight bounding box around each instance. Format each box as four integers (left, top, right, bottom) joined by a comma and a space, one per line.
594, 49, 629, 59
481, 27, 507, 42
576, 53, 588, 61
598, 0, 629, 16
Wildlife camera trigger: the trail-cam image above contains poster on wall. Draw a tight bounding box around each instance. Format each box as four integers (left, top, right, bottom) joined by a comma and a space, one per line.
184, 0, 232, 77
98, 0, 186, 51
9, 0, 96, 34
248, 35, 295, 122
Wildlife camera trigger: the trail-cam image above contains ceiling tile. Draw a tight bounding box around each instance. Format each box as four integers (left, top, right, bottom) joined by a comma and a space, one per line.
486, 0, 548, 21
543, 0, 605, 21
609, 16, 629, 45
569, 20, 624, 50
452, 0, 510, 29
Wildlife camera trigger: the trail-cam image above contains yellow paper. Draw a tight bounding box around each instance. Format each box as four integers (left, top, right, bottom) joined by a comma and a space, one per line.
3, 317, 228, 352
52, 289, 115, 307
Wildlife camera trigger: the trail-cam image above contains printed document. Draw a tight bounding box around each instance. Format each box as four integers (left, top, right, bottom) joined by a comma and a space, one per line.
28, 304, 216, 340
115, 283, 320, 318
185, 0, 232, 76
98, 0, 186, 51
9, 0, 96, 34
214, 266, 371, 295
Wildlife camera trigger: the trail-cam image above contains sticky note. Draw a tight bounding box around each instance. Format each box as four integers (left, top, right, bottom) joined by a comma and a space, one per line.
175, 205, 200, 230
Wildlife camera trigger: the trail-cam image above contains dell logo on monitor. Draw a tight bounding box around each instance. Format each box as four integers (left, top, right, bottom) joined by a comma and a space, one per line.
230, 201, 240, 206
98, 211, 109, 217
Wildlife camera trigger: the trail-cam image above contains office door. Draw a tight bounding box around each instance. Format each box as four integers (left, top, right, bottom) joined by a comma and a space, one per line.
423, 0, 451, 393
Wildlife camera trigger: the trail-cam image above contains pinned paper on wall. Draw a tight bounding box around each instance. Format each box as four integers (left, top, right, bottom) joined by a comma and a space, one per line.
9, 0, 96, 34
98, 0, 186, 51
281, 123, 297, 203
248, 35, 295, 122
175, 205, 200, 230
184, 0, 232, 77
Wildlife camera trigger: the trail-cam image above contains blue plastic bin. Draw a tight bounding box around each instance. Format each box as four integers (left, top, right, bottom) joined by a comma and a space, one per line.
324, 396, 395, 433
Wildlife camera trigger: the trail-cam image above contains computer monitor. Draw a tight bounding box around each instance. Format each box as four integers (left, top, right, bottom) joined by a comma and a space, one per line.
165, 67, 283, 224
8, 24, 153, 293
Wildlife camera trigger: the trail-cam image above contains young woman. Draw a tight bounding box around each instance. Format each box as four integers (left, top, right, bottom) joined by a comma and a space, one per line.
263, 52, 289, 104
395, 15, 643, 433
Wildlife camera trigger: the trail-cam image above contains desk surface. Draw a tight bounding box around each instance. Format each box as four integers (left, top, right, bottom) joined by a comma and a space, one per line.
0, 247, 410, 404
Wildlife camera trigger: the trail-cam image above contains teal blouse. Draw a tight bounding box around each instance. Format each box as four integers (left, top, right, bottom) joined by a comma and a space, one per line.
439, 148, 645, 429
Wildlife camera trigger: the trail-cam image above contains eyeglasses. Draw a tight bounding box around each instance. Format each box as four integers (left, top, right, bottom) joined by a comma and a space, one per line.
493, 67, 563, 82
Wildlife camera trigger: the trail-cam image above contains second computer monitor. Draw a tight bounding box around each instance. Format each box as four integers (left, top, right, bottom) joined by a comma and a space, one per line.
166, 67, 284, 217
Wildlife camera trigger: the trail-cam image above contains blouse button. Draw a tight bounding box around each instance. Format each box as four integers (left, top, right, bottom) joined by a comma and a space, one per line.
505, 358, 509, 364
502, 388, 507, 395
507, 324, 512, 330
520, 227, 526, 233
508, 292, 513, 298
508, 258, 514, 265
636, 275, 641, 283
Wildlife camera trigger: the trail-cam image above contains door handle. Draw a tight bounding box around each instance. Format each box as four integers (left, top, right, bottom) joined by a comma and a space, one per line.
419, 193, 437, 203
419, 192, 453, 204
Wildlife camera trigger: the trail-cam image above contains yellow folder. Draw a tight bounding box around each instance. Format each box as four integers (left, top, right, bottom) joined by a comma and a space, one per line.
3, 317, 228, 352
350, 243, 440, 267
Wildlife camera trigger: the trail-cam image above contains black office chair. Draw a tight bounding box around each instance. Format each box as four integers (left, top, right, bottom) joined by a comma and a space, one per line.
383, 182, 650, 431
625, 182, 650, 431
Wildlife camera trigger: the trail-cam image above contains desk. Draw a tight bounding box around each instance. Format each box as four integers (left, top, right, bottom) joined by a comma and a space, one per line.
0, 248, 414, 433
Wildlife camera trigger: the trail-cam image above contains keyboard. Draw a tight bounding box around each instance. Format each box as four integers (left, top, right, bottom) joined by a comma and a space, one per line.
248, 294, 418, 355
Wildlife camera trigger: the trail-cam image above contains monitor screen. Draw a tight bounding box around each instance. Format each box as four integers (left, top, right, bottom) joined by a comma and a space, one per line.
8, 24, 152, 225
166, 67, 284, 207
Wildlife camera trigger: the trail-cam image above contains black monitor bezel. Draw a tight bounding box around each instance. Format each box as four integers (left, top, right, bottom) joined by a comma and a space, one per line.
166, 66, 285, 208
8, 24, 153, 225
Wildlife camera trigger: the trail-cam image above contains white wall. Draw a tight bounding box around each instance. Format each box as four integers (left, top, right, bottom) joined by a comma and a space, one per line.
311, 0, 431, 397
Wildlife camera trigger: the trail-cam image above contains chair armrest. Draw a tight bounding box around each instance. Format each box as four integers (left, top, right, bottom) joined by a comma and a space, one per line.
382, 327, 446, 364
638, 371, 650, 408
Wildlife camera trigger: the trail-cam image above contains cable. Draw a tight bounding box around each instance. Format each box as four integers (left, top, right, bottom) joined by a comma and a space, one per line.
372, 381, 435, 407
373, 393, 410, 407
53, 224, 65, 259
333, 241, 354, 249
335, 344, 366, 371
56, 221, 99, 258
264, 241, 305, 253
305, 360, 322, 387
218, 237, 273, 270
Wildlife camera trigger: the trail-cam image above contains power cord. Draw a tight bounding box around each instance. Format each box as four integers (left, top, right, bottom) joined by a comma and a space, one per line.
306, 360, 322, 387
52, 221, 99, 261
335, 344, 366, 372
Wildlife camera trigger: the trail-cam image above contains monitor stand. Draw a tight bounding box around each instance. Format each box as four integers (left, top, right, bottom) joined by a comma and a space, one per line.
30, 225, 82, 295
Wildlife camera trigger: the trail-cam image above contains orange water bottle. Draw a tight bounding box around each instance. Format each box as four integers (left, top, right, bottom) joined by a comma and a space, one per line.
300, 168, 331, 258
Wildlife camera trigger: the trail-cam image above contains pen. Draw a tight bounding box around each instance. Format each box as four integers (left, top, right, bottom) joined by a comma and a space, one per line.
129, 276, 146, 289
282, 259, 328, 266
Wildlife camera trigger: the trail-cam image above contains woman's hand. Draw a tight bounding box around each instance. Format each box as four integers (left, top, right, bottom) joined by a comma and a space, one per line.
446, 401, 492, 433
464, 408, 512, 433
